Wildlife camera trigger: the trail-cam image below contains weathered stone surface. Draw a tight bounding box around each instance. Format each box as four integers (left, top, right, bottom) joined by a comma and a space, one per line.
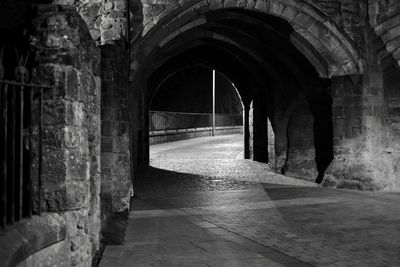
99, 41, 132, 246
0, 214, 66, 267
4, 1, 400, 266
27, 5, 102, 266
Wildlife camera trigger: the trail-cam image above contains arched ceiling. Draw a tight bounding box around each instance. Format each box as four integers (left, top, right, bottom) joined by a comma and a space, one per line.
137, 1, 363, 78
137, 8, 327, 114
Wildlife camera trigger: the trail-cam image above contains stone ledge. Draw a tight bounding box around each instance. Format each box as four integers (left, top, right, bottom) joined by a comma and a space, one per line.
0, 213, 66, 267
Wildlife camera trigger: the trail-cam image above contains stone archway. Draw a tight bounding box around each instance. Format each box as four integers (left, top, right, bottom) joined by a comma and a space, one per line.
137, 0, 363, 77
129, 3, 343, 182
369, 0, 400, 66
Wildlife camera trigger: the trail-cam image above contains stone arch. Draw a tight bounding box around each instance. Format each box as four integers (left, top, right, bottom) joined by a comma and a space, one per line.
134, 9, 324, 108
135, 38, 268, 163
130, 1, 338, 179
137, 0, 363, 77
142, 32, 290, 102
369, 0, 400, 66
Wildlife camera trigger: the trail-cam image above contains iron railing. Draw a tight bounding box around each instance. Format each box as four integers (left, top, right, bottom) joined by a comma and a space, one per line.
149, 111, 243, 131
0, 80, 49, 227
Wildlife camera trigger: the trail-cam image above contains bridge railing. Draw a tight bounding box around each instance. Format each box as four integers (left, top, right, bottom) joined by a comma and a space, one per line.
149, 110, 243, 132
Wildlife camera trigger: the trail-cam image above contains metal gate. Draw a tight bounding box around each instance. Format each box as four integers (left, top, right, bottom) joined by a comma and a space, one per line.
0, 80, 49, 227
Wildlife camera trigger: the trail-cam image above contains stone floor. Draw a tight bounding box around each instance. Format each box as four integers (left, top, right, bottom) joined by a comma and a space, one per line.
100, 134, 400, 267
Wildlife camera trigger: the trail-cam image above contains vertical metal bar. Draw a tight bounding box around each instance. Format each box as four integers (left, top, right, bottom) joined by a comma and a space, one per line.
8, 85, 16, 224
15, 85, 24, 220
38, 87, 43, 215
212, 69, 216, 136
0, 84, 2, 227
0, 84, 7, 227
0, 83, 2, 227
26, 86, 33, 217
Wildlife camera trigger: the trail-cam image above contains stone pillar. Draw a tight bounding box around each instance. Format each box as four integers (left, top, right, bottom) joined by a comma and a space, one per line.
100, 0, 127, 45
243, 102, 250, 159
143, 107, 150, 165
249, 98, 268, 163
267, 118, 275, 169
274, 113, 289, 174
284, 99, 316, 179
32, 5, 101, 265
273, 97, 316, 178
100, 41, 132, 242
382, 56, 400, 190
326, 71, 386, 190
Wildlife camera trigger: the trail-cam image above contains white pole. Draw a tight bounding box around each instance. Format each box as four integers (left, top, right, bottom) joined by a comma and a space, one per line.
212, 69, 216, 136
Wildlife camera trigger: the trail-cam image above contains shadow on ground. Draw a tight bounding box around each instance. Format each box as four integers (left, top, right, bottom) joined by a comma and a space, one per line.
134, 166, 262, 198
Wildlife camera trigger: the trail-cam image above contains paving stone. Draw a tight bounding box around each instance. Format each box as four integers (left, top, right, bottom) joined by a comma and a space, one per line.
100, 135, 400, 266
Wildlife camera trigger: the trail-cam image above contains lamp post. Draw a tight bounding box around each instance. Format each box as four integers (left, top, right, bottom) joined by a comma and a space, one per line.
212, 69, 216, 136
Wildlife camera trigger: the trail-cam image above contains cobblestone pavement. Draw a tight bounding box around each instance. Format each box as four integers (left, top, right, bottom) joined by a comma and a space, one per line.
100, 134, 400, 267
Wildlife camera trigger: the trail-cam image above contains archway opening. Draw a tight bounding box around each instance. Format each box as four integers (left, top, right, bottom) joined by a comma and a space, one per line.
131, 8, 340, 188
148, 65, 245, 171
149, 65, 244, 150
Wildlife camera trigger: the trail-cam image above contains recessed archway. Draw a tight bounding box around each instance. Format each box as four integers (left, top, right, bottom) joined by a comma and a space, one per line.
131, 6, 339, 182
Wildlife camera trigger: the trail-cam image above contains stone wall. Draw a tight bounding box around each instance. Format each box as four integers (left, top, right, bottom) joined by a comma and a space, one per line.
51, 0, 135, 244
268, 91, 329, 180
325, 75, 382, 190
323, 20, 400, 191
0, 214, 66, 267
3, 2, 400, 265
26, 5, 100, 266
51, 0, 137, 245
369, 0, 400, 190
382, 60, 400, 190
54, 0, 128, 45
100, 41, 132, 243
284, 100, 317, 179
369, 0, 400, 66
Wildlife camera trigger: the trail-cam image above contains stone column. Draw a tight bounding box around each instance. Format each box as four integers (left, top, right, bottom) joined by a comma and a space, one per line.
243, 102, 250, 159
284, 99, 316, 179
273, 96, 316, 178
267, 118, 275, 169
100, 41, 132, 243
326, 71, 386, 190
274, 113, 289, 174
32, 5, 101, 265
100, 0, 128, 45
